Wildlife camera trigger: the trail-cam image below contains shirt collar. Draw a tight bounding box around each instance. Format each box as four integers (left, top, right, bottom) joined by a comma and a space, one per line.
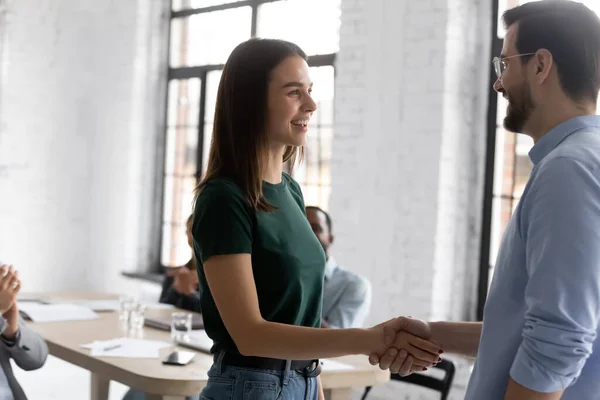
324, 256, 337, 281
529, 115, 600, 165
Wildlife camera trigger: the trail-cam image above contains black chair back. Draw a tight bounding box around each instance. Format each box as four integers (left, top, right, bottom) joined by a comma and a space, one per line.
362, 358, 456, 400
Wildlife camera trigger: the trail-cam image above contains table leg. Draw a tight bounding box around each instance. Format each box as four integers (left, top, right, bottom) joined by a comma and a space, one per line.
90, 373, 110, 400
324, 388, 352, 400
146, 395, 186, 400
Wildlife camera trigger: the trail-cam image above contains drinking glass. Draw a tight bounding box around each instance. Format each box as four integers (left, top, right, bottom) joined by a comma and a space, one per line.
171, 312, 192, 341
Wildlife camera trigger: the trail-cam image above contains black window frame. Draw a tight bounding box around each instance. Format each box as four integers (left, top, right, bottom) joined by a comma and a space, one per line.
477, 0, 503, 320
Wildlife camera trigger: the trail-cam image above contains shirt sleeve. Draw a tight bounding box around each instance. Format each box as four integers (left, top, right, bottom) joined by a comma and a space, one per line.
325, 276, 371, 329
193, 180, 254, 262
285, 173, 307, 212
160, 284, 202, 312
510, 157, 600, 392
4, 316, 48, 371
159, 274, 175, 301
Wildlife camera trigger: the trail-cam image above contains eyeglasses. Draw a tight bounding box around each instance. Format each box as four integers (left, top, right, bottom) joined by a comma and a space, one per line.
492, 53, 536, 78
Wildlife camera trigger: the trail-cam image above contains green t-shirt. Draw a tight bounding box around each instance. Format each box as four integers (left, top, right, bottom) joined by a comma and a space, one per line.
192, 172, 326, 355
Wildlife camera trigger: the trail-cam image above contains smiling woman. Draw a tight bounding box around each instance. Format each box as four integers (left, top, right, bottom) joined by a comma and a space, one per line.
266, 58, 316, 152
160, 0, 339, 270
197, 39, 313, 208
191, 38, 443, 400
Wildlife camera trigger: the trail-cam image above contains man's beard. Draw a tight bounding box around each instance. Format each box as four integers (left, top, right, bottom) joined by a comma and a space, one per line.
503, 83, 534, 133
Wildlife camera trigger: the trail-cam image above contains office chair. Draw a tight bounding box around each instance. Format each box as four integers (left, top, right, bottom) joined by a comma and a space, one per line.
362, 358, 456, 400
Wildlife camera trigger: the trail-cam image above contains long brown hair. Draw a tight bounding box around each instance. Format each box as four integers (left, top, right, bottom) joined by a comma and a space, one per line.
194, 38, 307, 211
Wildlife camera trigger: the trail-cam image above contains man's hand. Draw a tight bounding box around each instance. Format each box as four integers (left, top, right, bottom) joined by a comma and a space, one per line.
172, 268, 198, 296
391, 317, 432, 341
369, 316, 440, 375
367, 318, 441, 376
0, 265, 20, 315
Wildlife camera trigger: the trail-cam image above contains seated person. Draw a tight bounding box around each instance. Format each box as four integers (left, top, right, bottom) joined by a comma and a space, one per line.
305, 206, 371, 329
0, 263, 48, 400
122, 215, 200, 400
159, 214, 201, 312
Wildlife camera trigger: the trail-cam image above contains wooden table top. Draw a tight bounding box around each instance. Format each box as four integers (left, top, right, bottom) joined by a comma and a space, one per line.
21, 292, 390, 396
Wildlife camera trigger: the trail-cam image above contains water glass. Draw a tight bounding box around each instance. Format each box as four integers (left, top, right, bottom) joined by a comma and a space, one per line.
171, 312, 192, 341
129, 303, 146, 332
119, 295, 135, 324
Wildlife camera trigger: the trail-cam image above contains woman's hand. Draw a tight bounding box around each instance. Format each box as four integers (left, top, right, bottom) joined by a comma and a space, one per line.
370, 316, 443, 375
317, 376, 325, 400
367, 319, 442, 375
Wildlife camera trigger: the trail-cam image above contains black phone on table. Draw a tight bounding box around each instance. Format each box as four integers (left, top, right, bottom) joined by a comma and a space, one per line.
162, 351, 196, 366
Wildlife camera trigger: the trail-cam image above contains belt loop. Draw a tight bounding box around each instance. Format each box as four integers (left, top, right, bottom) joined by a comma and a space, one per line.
215, 351, 226, 375
305, 361, 322, 378
304, 374, 312, 400
282, 359, 292, 386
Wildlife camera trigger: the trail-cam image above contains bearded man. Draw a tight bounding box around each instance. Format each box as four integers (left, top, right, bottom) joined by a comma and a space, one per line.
370, 2, 600, 399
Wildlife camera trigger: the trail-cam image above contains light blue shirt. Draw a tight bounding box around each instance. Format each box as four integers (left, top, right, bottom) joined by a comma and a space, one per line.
466, 116, 600, 399
321, 257, 371, 328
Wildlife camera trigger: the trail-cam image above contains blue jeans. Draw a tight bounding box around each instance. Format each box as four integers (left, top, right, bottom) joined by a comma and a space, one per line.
200, 352, 318, 400
122, 389, 199, 400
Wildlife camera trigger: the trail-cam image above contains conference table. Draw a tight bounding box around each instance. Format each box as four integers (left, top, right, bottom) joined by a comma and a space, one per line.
22, 293, 389, 400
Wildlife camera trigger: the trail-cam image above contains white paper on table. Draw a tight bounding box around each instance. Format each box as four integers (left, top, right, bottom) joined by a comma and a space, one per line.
142, 302, 175, 310
320, 359, 356, 372
81, 337, 173, 358
54, 299, 121, 311
19, 303, 98, 322
42, 299, 174, 312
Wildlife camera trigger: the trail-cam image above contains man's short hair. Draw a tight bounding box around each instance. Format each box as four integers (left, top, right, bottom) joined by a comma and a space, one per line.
503, 0, 600, 103
306, 206, 332, 233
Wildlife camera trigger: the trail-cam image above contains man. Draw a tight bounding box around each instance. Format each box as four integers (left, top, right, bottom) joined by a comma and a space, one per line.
159, 214, 200, 312
0, 263, 48, 400
371, 2, 600, 399
305, 206, 371, 328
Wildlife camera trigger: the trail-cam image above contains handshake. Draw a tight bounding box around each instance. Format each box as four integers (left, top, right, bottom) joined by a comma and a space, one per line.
367, 316, 442, 376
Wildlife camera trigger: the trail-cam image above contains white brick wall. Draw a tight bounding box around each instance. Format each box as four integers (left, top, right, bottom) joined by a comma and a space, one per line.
0, 0, 169, 293
332, 0, 492, 398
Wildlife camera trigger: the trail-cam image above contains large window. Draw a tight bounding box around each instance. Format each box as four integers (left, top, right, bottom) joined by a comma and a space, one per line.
478, 0, 600, 317
160, 0, 341, 268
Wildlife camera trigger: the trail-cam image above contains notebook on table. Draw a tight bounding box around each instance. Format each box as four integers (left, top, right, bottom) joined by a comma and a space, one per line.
144, 314, 204, 331
175, 329, 213, 354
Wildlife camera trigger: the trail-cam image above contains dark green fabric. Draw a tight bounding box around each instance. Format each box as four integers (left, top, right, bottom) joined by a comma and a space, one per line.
193, 173, 326, 354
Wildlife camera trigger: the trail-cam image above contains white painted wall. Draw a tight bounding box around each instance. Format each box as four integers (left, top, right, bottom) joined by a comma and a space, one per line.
0, 0, 169, 294
331, 0, 492, 398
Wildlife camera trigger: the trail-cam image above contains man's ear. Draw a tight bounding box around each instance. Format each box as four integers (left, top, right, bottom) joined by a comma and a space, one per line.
329, 235, 335, 245
534, 49, 553, 83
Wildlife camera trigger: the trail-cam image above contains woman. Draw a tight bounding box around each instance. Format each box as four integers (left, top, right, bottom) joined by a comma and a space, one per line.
192, 38, 441, 399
